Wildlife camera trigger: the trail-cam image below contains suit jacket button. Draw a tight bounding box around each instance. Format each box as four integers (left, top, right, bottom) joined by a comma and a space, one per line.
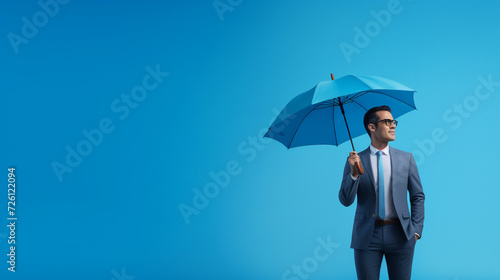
372, 214, 376, 218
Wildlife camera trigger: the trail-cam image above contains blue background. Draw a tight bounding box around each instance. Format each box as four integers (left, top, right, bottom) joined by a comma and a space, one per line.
1, 0, 499, 279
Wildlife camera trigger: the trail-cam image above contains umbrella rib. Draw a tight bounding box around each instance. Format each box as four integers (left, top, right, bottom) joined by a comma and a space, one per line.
345, 91, 368, 102
352, 100, 369, 111
287, 103, 323, 148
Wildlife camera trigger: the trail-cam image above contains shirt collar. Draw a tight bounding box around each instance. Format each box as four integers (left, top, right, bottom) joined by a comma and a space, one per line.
370, 144, 390, 156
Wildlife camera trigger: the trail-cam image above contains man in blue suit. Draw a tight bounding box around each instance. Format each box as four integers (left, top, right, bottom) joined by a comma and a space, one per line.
339, 105, 425, 280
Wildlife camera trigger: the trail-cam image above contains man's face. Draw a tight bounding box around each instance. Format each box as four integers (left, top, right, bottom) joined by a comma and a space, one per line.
370, 110, 396, 143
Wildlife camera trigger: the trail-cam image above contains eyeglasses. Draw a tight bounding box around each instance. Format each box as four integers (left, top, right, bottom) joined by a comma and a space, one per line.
376, 119, 398, 127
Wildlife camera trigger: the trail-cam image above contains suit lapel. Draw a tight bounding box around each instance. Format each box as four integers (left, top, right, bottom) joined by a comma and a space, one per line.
389, 146, 398, 185
359, 147, 375, 189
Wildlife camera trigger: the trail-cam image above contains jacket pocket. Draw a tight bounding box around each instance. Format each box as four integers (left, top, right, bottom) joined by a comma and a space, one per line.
402, 210, 410, 219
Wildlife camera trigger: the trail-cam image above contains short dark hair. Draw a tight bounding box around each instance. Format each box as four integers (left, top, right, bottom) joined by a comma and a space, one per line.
363, 105, 391, 136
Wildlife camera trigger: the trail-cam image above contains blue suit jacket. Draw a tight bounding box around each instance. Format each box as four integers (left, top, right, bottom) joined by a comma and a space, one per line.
339, 146, 425, 249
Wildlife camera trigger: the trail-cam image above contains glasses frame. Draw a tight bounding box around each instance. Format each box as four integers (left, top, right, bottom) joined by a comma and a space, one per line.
375, 119, 398, 127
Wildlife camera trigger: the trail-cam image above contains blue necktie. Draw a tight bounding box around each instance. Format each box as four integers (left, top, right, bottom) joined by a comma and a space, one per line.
377, 151, 385, 219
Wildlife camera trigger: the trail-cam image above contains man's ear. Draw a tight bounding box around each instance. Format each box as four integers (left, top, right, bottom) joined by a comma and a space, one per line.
368, 123, 376, 133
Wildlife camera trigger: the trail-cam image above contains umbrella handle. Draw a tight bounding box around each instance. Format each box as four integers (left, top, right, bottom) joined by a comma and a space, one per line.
355, 161, 364, 175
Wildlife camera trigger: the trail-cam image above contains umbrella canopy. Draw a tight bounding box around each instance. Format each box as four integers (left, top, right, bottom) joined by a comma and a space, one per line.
264, 75, 417, 149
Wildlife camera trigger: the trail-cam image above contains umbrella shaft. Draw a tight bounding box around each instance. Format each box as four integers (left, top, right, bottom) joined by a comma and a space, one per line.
338, 98, 356, 151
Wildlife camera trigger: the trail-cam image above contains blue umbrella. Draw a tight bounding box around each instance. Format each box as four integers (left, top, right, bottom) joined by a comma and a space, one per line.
264, 74, 417, 174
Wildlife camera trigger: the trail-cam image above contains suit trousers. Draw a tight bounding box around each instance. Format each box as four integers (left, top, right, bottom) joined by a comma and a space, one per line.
354, 223, 416, 280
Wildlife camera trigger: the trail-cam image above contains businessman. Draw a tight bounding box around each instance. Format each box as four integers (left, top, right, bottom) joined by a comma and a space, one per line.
339, 106, 425, 280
